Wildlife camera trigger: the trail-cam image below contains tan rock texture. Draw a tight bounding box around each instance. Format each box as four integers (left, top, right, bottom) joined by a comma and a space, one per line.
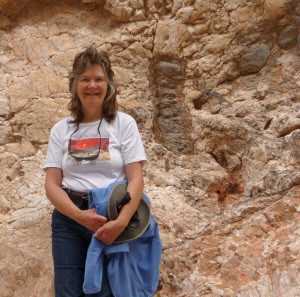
0, 0, 299, 296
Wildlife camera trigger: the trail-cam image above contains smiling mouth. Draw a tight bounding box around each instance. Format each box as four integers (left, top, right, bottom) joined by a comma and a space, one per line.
86, 92, 100, 95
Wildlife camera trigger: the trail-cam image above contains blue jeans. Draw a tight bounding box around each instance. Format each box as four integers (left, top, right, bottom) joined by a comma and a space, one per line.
52, 209, 113, 297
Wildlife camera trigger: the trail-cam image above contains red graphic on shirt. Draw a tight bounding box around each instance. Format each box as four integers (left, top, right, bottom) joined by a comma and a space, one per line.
69, 138, 109, 151
68, 138, 110, 161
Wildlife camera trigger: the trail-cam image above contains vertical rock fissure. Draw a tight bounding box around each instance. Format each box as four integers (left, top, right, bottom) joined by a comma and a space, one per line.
150, 57, 192, 154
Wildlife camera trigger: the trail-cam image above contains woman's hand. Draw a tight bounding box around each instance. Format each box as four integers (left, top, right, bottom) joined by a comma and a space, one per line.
45, 168, 108, 231
74, 208, 108, 232
95, 162, 145, 245
93, 219, 127, 245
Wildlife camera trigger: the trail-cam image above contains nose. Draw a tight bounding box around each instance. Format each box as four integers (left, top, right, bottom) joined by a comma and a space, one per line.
88, 80, 97, 88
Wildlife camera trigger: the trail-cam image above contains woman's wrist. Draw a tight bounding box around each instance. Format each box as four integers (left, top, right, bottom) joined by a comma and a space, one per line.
115, 215, 129, 230
72, 208, 84, 223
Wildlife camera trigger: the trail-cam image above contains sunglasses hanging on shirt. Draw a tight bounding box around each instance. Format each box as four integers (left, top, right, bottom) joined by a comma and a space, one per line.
68, 118, 103, 161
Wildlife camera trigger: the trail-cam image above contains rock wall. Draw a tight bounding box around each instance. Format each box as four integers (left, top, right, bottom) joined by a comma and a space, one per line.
0, 0, 299, 296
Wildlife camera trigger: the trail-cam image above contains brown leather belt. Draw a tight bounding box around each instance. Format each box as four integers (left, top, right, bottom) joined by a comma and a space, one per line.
62, 188, 89, 210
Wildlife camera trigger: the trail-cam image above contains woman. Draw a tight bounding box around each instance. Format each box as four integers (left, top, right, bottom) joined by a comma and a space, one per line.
44, 47, 148, 297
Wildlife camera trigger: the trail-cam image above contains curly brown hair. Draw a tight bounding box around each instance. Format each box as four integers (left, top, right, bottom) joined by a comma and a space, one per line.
68, 47, 117, 124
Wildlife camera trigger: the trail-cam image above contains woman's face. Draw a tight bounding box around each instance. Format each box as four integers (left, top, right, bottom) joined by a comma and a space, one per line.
76, 64, 108, 116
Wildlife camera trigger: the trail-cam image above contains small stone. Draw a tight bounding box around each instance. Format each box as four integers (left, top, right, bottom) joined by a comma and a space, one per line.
131, 9, 146, 21
156, 61, 182, 77
157, 117, 181, 133
157, 89, 176, 102
278, 26, 298, 48
240, 45, 270, 74
153, 20, 190, 57
158, 78, 177, 88
175, 7, 200, 24
224, 62, 240, 80
20, 139, 36, 158
158, 106, 181, 118
291, 15, 300, 26
0, 126, 13, 145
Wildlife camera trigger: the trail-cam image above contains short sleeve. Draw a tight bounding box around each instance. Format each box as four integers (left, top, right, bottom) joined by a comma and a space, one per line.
43, 127, 64, 170
121, 118, 147, 165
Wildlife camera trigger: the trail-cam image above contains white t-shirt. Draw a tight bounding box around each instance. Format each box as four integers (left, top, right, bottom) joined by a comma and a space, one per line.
44, 112, 147, 192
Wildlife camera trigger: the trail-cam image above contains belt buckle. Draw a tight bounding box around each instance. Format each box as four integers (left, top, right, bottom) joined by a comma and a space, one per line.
82, 193, 89, 200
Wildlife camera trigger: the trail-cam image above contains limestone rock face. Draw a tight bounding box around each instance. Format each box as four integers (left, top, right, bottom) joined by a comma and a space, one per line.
0, 0, 299, 296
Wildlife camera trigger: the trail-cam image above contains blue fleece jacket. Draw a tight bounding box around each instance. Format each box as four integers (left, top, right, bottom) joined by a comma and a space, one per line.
83, 180, 162, 297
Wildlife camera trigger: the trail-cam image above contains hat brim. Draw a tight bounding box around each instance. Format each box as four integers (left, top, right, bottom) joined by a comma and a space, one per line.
108, 183, 151, 243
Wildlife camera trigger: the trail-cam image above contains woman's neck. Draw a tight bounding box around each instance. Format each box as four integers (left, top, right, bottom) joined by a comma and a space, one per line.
81, 110, 102, 123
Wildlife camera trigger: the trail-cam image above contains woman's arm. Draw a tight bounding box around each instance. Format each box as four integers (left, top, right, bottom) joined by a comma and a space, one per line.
45, 167, 107, 232
94, 161, 144, 244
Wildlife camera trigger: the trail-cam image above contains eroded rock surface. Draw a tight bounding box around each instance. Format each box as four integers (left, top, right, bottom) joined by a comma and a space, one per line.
0, 0, 299, 296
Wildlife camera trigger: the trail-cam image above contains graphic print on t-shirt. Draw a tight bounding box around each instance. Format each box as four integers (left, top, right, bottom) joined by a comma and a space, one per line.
67, 136, 110, 164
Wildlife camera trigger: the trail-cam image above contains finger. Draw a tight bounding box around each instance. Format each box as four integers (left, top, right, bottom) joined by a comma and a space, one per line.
83, 208, 96, 215
91, 216, 108, 231
96, 215, 108, 223
94, 226, 105, 238
92, 213, 107, 221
